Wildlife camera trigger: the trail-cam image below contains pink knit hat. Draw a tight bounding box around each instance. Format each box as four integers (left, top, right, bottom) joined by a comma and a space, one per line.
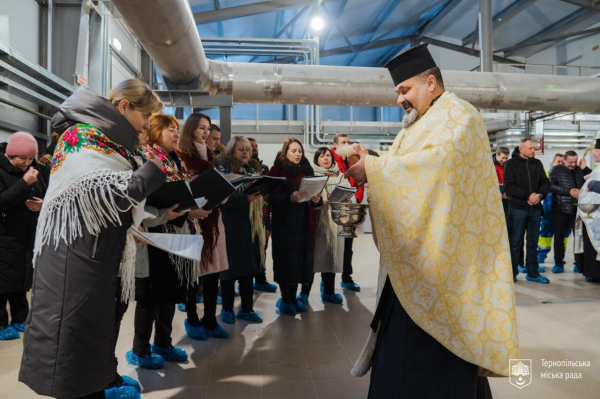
6, 132, 38, 158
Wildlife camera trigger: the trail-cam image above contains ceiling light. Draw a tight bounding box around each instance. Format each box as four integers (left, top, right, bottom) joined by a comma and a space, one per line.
311, 17, 324, 31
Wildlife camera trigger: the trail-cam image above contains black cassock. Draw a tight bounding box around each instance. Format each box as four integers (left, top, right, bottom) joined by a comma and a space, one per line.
368, 278, 493, 399
582, 227, 600, 278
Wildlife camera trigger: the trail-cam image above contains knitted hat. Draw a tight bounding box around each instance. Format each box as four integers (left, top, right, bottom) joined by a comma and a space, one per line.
6, 132, 38, 158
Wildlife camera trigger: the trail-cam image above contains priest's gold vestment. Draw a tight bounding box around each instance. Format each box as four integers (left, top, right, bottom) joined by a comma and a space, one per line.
365, 91, 520, 377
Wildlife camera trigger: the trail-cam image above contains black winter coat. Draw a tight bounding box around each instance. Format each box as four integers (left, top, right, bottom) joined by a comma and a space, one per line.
549, 165, 590, 215
215, 154, 263, 281
267, 158, 321, 285
503, 155, 549, 210
0, 144, 46, 293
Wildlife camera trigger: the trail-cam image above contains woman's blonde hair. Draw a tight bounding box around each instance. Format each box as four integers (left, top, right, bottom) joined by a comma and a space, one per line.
146, 113, 179, 146
224, 136, 251, 156
107, 79, 163, 114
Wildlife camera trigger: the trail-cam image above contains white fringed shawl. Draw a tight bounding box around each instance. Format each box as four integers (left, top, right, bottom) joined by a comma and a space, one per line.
33, 124, 145, 302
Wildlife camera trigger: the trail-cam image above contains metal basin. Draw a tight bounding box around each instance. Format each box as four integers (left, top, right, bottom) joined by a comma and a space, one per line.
579, 203, 600, 219
330, 202, 369, 238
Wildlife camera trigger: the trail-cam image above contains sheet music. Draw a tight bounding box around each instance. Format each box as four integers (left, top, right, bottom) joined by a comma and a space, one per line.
129, 227, 203, 262
298, 176, 329, 202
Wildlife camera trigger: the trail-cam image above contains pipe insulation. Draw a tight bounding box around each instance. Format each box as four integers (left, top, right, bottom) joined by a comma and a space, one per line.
111, 0, 600, 113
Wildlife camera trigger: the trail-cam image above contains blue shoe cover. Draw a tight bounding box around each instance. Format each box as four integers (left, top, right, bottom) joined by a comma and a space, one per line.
151, 344, 188, 362
297, 293, 309, 305
340, 281, 361, 292
525, 275, 550, 284
518, 266, 527, 274
253, 282, 278, 292
177, 303, 186, 312
184, 319, 208, 341
537, 255, 546, 264
276, 298, 297, 316
294, 300, 308, 313
0, 325, 19, 340
10, 322, 25, 332
585, 277, 600, 283
202, 322, 230, 339
322, 293, 343, 304
574, 265, 581, 273
320, 281, 324, 293
120, 375, 141, 393
105, 385, 140, 399
221, 309, 236, 324
125, 350, 164, 369
552, 265, 564, 274
538, 266, 546, 273
217, 295, 222, 305
513, 276, 517, 283
237, 309, 263, 323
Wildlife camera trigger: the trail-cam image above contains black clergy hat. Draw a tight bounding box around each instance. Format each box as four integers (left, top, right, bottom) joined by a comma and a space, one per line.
595, 130, 600, 149
595, 140, 600, 149
384, 44, 437, 87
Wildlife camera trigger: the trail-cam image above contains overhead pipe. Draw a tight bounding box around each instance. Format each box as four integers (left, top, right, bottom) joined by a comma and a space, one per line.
111, 0, 600, 113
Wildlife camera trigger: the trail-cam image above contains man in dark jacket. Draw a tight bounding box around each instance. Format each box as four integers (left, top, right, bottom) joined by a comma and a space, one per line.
504, 138, 550, 283
548, 150, 591, 273
493, 147, 510, 224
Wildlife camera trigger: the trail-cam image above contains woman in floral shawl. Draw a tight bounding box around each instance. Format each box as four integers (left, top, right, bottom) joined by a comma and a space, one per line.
19, 80, 165, 399
126, 113, 210, 369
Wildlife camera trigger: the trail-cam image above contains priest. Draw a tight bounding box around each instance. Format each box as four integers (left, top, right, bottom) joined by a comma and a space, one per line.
346, 44, 520, 398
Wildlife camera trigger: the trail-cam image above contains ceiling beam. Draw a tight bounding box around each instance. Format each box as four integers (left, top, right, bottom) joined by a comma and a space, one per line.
462, 0, 538, 46
194, 0, 334, 25
320, 2, 355, 53
421, 36, 525, 66
213, 0, 224, 37
504, 8, 598, 56
560, 0, 600, 11
495, 26, 600, 53
347, 0, 401, 65
320, 0, 348, 50
415, 0, 462, 40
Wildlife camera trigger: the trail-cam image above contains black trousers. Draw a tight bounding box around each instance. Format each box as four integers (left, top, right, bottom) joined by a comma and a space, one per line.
0, 291, 28, 328
132, 300, 176, 355
280, 284, 298, 304
342, 237, 354, 282
301, 272, 335, 295
553, 210, 575, 267
368, 279, 493, 399
221, 275, 254, 313
186, 273, 220, 329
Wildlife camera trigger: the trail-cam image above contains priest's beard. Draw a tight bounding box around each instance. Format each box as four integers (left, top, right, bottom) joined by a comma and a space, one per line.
402, 108, 420, 128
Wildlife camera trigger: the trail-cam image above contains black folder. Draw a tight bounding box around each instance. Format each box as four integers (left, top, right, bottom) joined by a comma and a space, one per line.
188, 167, 237, 210
243, 176, 286, 196
146, 180, 200, 213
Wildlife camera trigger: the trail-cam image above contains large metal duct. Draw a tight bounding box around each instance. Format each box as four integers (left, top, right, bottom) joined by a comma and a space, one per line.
111, 0, 600, 113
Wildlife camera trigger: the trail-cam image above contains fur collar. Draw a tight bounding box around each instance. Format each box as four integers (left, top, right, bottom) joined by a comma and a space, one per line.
215, 152, 262, 175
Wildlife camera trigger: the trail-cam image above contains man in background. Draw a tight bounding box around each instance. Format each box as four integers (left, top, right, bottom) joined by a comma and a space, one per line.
537, 154, 564, 268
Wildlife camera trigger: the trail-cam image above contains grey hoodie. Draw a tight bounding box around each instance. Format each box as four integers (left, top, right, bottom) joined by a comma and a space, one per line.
52, 86, 139, 153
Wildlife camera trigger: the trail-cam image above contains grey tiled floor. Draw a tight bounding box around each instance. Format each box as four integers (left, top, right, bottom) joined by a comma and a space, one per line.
2, 233, 600, 398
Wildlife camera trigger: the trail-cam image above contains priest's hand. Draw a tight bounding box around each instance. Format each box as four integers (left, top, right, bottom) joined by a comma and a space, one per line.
580, 156, 587, 169
345, 146, 369, 186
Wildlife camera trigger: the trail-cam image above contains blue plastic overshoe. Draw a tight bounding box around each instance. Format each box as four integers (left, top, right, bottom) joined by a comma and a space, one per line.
120, 375, 142, 393
104, 385, 140, 399
552, 265, 564, 274
221, 309, 236, 324
184, 319, 208, 341
525, 275, 550, 284
254, 282, 278, 292
151, 344, 188, 362
10, 322, 25, 332
237, 309, 264, 323
0, 325, 19, 340
322, 293, 343, 304
276, 298, 297, 316
125, 350, 164, 369
340, 281, 361, 292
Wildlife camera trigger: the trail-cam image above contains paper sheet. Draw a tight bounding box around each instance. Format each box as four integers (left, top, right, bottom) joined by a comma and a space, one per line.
129, 227, 203, 262
298, 176, 329, 202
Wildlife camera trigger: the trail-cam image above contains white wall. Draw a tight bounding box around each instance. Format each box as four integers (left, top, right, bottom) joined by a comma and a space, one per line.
525, 23, 600, 77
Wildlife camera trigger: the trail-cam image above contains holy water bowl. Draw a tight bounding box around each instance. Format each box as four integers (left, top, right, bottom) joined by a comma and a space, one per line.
330, 202, 369, 238
579, 203, 600, 219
